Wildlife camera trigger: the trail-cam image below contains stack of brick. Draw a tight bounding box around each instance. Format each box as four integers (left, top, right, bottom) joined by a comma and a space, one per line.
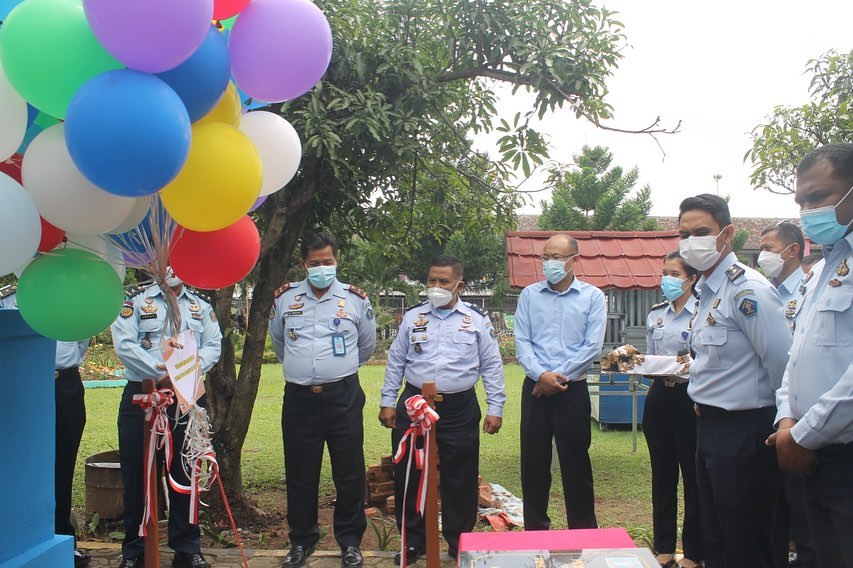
366, 455, 395, 513
477, 475, 500, 508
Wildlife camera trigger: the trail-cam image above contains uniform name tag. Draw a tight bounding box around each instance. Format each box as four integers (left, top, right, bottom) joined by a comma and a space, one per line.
332, 333, 346, 356
140, 313, 158, 320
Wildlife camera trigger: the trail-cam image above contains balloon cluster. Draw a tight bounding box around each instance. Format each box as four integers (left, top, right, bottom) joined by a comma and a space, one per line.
0, 0, 329, 340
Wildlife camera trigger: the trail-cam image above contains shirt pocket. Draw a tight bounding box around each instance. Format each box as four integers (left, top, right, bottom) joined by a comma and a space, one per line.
698, 326, 728, 369
453, 331, 476, 345
284, 315, 305, 329
651, 327, 665, 352
814, 287, 853, 346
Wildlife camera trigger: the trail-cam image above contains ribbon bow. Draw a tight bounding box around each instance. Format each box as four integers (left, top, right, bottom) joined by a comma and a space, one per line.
393, 395, 440, 566
132, 387, 175, 537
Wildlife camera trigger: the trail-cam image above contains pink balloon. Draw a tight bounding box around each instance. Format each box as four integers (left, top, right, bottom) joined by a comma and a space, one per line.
229, 0, 333, 102
84, 0, 214, 73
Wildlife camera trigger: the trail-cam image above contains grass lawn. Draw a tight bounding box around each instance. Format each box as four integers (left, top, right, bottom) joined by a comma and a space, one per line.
75, 364, 655, 545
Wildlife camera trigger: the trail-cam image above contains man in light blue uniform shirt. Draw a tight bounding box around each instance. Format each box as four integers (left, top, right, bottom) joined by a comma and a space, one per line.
111, 273, 222, 568
1, 289, 92, 566
380, 255, 505, 564
269, 232, 376, 568
679, 194, 792, 568
758, 220, 817, 568
514, 234, 606, 531
769, 143, 853, 566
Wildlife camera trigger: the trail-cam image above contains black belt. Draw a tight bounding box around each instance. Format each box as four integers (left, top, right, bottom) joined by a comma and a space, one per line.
54, 366, 79, 380
654, 376, 688, 388
693, 403, 773, 418
288, 373, 357, 394
404, 382, 474, 403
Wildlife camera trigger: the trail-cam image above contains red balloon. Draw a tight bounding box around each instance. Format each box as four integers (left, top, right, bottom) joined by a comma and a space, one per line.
213, 0, 250, 19
0, 154, 23, 183
170, 215, 260, 289
38, 217, 66, 252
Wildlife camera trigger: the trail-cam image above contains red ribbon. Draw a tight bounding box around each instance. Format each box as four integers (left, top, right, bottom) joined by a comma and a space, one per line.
393, 395, 439, 567
132, 388, 175, 537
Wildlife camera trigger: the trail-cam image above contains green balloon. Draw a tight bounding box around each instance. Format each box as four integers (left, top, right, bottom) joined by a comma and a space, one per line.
0, 0, 122, 119
17, 248, 124, 341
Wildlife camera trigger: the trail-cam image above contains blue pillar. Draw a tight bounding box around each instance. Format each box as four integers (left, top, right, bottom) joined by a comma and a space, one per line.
0, 309, 72, 567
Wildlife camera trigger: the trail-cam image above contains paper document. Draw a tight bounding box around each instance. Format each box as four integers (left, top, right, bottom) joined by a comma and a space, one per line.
163, 329, 205, 413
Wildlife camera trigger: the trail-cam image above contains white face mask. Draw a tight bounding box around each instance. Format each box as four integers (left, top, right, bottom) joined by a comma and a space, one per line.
165, 269, 182, 288
426, 285, 456, 309
757, 244, 792, 280
679, 226, 728, 271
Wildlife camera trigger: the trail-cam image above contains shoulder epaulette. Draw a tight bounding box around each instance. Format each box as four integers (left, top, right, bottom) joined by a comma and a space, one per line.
406, 300, 429, 312
124, 286, 144, 299
650, 300, 670, 311
189, 288, 213, 305
725, 264, 745, 282
347, 284, 368, 299
275, 282, 294, 298
465, 302, 487, 317
0, 285, 16, 299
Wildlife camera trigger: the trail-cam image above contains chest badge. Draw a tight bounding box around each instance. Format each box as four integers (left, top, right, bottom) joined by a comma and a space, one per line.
706, 313, 716, 326
655, 317, 663, 327
836, 260, 849, 277
414, 343, 423, 353
288, 329, 297, 340
829, 278, 842, 287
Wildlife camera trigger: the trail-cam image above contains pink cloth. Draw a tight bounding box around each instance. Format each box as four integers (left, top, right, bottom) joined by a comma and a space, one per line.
459, 528, 635, 552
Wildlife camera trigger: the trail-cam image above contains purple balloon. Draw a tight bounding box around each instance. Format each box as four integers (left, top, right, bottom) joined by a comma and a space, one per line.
249, 194, 267, 212
84, 0, 213, 73
229, 0, 333, 103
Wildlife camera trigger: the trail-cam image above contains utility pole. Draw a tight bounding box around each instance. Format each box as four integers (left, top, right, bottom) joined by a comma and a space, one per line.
712, 174, 722, 195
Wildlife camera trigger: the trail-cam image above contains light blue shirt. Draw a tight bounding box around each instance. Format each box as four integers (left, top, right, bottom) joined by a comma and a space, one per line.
776, 267, 804, 327
0, 288, 17, 309
111, 286, 222, 382
381, 300, 506, 416
645, 297, 696, 357
776, 233, 853, 449
56, 340, 90, 370
688, 253, 792, 410
514, 277, 607, 382
269, 279, 376, 384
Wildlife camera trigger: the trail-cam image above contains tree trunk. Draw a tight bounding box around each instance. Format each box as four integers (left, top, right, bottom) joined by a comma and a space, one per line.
204, 165, 320, 512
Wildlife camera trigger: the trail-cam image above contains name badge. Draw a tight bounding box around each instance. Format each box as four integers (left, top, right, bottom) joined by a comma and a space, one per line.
332, 333, 346, 356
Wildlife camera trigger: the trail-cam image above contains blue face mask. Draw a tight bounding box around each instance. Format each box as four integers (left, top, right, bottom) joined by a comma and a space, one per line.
799, 184, 853, 245
307, 265, 336, 289
661, 275, 686, 302
543, 259, 570, 284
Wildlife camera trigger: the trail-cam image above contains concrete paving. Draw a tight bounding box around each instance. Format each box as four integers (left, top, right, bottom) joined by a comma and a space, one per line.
79, 543, 458, 568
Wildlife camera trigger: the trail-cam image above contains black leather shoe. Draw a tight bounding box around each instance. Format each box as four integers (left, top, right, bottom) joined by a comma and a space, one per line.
74, 550, 91, 567
394, 546, 423, 566
118, 557, 143, 568
282, 545, 315, 568
341, 545, 363, 568
173, 552, 211, 568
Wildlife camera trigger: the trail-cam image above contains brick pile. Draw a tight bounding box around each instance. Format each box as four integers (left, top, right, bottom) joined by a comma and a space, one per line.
366, 455, 396, 513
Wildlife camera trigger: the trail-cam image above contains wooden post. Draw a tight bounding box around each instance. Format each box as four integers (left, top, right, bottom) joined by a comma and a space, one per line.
141, 379, 160, 568
421, 382, 440, 568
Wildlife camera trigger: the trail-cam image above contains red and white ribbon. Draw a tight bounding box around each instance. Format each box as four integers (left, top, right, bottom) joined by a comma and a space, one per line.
167, 406, 219, 524
393, 395, 439, 567
132, 388, 175, 537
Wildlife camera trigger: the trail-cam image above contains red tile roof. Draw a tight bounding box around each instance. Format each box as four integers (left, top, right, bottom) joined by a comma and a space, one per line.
507, 231, 680, 290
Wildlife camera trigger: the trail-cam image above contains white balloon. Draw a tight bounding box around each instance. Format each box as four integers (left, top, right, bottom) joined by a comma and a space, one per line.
22, 124, 136, 234
239, 111, 301, 196
0, 173, 40, 276
64, 233, 126, 281
0, 61, 27, 161
107, 196, 153, 235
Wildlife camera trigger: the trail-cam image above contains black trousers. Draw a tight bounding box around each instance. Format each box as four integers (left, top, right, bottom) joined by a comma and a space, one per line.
55, 367, 86, 541
282, 374, 366, 549
695, 406, 779, 568
392, 384, 481, 555
520, 377, 596, 530
642, 380, 701, 561
802, 442, 853, 567
118, 382, 201, 559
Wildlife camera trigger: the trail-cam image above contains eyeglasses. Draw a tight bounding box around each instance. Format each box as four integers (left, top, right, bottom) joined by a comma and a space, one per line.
540, 254, 577, 262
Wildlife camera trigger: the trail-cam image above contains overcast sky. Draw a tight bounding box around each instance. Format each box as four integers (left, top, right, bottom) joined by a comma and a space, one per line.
495, 0, 853, 219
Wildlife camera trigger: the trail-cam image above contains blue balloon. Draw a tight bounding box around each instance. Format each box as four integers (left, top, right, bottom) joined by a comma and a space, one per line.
0, 0, 22, 22
156, 26, 231, 122
64, 69, 191, 197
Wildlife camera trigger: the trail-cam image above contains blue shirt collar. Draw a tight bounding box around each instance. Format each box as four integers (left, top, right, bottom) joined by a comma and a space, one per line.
539, 276, 582, 296
698, 252, 739, 295
778, 267, 804, 297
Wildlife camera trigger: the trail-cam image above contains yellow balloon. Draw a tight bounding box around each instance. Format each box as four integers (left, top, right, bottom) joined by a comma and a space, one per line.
160, 122, 262, 232
197, 82, 241, 126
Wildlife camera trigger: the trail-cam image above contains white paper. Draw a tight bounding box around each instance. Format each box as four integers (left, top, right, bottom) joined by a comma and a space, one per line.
163, 329, 205, 413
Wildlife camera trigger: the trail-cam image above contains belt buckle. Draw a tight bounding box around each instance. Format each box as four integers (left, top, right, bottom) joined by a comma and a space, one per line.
54, 370, 60, 379
310, 385, 323, 394
693, 403, 701, 417
433, 393, 444, 403
664, 377, 676, 388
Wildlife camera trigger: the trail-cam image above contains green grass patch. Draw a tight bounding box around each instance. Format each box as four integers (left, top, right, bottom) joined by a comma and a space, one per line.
75, 364, 654, 537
